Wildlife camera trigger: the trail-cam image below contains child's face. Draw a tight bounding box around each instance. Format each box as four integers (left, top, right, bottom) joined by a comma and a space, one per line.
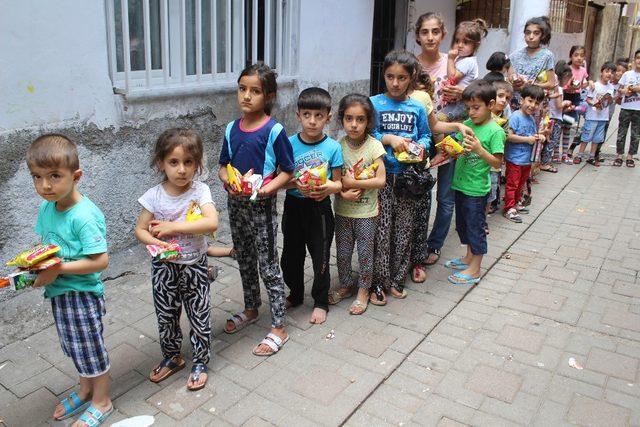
29, 165, 80, 205
615, 65, 626, 82
493, 89, 511, 113
158, 145, 197, 191
600, 68, 613, 83
297, 109, 331, 141
520, 96, 541, 116
417, 18, 445, 53
384, 63, 412, 100
237, 74, 267, 115
634, 54, 640, 70
524, 25, 542, 49
453, 33, 476, 58
570, 49, 585, 67
342, 104, 369, 142
559, 73, 572, 87
465, 97, 494, 125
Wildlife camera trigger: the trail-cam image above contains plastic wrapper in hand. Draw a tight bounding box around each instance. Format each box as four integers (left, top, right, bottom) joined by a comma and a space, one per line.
146, 242, 182, 261
394, 142, 424, 163
435, 135, 464, 158
7, 244, 60, 268
296, 162, 328, 187
351, 158, 379, 180
227, 164, 263, 199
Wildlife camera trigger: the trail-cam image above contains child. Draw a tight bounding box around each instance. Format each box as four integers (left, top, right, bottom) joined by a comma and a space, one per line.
330, 94, 386, 314
441, 19, 488, 122
563, 46, 590, 161
446, 80, 504, 285
135, 128, 218, 391
487, 80, 512, 214
614, 49, 640, 167
27, 134, 112, 425
503, 85, 546, 223
218, 63, 294, 356
370, 49, 431, 303
281, 87, 343, 324
548, 61, 574, 164
574, 62, 616, 166
484, 51, 511, 83
597, 58, 629, 163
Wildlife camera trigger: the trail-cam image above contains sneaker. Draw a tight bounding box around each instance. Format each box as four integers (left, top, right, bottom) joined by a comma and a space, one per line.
504, 208, 523, 223
515, 204, 530, 214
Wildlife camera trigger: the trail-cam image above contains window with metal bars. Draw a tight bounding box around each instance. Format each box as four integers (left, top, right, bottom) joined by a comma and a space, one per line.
549, 0, 587, 33
455, 0, 510, 29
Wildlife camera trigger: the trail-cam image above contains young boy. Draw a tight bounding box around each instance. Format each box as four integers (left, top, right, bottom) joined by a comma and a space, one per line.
446, 80, 504, 285
281, 87, 343, 324
574, 62, 616, 166
614, 50, 640, 167
26, 134, 112, 425
503, 85, 546, 223
487, 80, 512, 214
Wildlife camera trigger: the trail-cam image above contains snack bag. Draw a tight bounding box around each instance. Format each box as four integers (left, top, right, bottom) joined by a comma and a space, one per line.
493, 114, 508, 128
226, 164, 244, 193
8, 271, 38, 291
243, 173, 264, 201
186, 201, 204, 222
356, 164, 379, 180
7, 244, 60, 268
226, 164, 263, 200
29, 257, 62, 271
296, 162, 328, 188
394, 142, 424, 163
435, 135, 464, 158
146, 242, 182, 261
536, 70, 548, 84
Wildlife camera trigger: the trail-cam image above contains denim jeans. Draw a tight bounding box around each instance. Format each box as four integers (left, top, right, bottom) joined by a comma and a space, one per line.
427, 160, 455, 251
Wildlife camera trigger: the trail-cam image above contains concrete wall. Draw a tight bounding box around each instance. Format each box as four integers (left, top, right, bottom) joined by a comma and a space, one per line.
0, 1, 372, 263
589, 3, 624, 78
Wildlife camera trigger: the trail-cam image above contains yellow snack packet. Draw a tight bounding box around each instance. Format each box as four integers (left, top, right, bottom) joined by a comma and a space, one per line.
7, 244, 60, 268
226, 163, 243, 193
435, 135, 464, 157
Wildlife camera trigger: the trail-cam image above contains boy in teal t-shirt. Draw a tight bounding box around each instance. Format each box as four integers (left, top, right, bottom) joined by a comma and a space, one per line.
26, 134, 112, 425
446, 81, 505, 286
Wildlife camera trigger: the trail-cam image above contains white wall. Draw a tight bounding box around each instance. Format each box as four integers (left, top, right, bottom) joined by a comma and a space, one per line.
407, 0, 456, 55
476, 29, 511, 77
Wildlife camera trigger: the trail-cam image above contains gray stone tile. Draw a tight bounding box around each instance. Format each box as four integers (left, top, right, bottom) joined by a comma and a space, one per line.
494, 325, 544, 354
465, 365, 522, 403
567, 395, 630, 427
586, 347, 639, 381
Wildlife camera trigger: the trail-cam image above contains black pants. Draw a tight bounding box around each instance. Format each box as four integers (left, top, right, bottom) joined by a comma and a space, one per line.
281, 195, 334, 311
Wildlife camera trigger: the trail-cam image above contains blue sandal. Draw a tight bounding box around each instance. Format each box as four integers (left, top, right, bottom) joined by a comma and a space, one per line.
444, 258, 469, 270
77, 404, 113, 427
448, 271, 481, 285
187, 363, 209, 391
54, 391, 90, 421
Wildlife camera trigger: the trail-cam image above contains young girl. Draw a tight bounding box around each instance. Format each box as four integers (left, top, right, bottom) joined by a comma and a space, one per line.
484, 51, 511, 83
370, 49, 431, 303
441, 19, 488, 122
135, 128, 219, 391
563, 46, 589, 161
218, 63, 294, 356
542, 61, 573, 169
330, 94, 386, 314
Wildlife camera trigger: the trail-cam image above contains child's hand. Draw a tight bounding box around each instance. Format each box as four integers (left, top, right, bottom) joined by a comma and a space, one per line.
462, 135, 481, 153
33, 265, 61, 288
341, 188, 362, 201
149, 220, 179, 238
295, 180, 311, 196
458, 123, 475, 140
389, 135, 411, 153
528, 136, 538, 145
224, 181, 243, 196
342, 173, 357, 190
447, 48, 458, 60
535, 134, 546, 144
308, 183, 334, 201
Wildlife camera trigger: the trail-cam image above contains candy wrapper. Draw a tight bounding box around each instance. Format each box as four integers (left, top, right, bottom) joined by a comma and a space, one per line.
435, 135, 465, 158
296, 162, 328, 188
186, 201, 216, 237
7, 244, 60, 268
394, 142, 424, 163
146, 242, 182, 261
226, 164, 263, 200
351, 158, 379, 180
0, 277, 9, 289
7, 271, 38, 291
29, 257, 62, 271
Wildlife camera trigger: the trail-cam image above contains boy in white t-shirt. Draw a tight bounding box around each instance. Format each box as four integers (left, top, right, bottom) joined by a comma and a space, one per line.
615, 50, 640, 167
575, 62, 616, 166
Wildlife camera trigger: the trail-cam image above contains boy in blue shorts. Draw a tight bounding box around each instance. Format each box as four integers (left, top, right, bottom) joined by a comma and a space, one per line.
27, 134, 112, 426
281, 87, 343, 324
446, 80, 505, 285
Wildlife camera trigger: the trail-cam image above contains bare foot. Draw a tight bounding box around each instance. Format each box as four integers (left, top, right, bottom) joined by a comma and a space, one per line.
187, 368, 208, 390
70, 400, 112, 427
253, 327, 288, 355
309, 307, 327, 324
53, 390, 91, 420
224, 309, 258, 333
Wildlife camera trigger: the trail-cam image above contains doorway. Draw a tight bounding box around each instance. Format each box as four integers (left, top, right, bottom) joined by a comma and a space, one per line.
370, 0, 409, 95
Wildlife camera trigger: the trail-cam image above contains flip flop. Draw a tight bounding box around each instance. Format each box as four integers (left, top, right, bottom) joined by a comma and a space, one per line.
252, 333, 289, 356
369, 284, 387, 306
224, 312, 258, 334
77, 404, 113, 427
349, 299, 368, 315
54, 391, 90, 421
540, 165, 558, 173
448, 271, 481, 285
328, 288, 355, 305
425, 248, 441, 266
187, 363, 208, 391
149, 356, 185, 383
444, 258, 469, 270
389, 287, 408, 299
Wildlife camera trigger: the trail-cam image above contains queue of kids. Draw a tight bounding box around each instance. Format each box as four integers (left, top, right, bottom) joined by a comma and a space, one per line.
3, 10, 639, 427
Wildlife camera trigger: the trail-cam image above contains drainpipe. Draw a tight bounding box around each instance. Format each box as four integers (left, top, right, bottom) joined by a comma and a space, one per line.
612, 2, 627, 61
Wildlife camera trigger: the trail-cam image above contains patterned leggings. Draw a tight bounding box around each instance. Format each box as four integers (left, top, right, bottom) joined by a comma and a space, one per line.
151, 254, 211, 364
410, 189, 432, 266
373, 177, 416, 290
335, 215, 376, 290
542, 121, 562, 165
228, 196, 286, 328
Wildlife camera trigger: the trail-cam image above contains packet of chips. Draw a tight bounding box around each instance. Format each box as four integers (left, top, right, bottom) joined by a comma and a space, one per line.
146, 242, 182, 261
226, 164, 244, 193
296, 162, 328, 187
394, 142, 424, 163
29, 257, 62, 271
435, 135, 465, 158
7, 244, 60, 268
351, 158, 379, 180
226, 164, 263, 199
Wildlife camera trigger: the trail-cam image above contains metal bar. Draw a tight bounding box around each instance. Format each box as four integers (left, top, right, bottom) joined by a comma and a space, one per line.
196, 0, 202, 80
275, 0, 282, 72
180, 0, 186, 82
161, 0, 169, 83
241, 0, 246, 68
252, 0, 258, 63
286, 0, 293, 74
211, 0, 217, 77
121, 0, 131, 93
264, 0, 271, 66
105, 0, 117, 80
143, 0, 152, 86
225, 0, 231, 74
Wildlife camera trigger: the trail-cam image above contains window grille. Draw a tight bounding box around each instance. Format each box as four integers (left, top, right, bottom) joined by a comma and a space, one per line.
549, 0, 587, 33
455, 0, 510, 29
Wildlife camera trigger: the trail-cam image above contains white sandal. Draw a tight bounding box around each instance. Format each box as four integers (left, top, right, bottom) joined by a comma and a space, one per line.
224, 312, 258, 334
252, 333, 289, 356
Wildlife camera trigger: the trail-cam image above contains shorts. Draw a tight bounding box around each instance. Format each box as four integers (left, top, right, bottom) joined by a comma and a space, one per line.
51, 292, 110, 378
454, 190, 488, 255
580, 120, 607, 144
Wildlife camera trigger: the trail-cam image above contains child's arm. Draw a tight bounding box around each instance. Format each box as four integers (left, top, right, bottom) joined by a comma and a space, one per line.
447, 50, 463, 82
33, 252, 109, 288
150, 203, 218, 238
309, 167, 343, 201
507, 128, 536, 145
258, 171, 293, 197
135, 208, 169, 246
342, 157, 386, 190
463, 135, 503, 169
429, 112, 475, 139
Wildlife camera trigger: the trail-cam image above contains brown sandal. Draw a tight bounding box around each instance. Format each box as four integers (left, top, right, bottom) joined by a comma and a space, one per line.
149, 356, 185, 383
349, 299, 368, 315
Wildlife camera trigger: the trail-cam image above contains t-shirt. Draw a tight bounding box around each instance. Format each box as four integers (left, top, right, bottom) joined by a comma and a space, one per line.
563, 65, 589, 94
287, 133, 343, 198
585, 81, 615, 121
452, 119, 505, 197
549, 84, 564, 120
455, 56, 479, 88
409, 90, 433, 115
219, 117, 295, 183
35, 196, 108, 298
138, 181, 213, 264
370, 94, 431, 174
334, 135, 386, 218
509, 47, 555, 83
506, 110, 536, 165
420, 53, 467, 123
618, 70, 640, 111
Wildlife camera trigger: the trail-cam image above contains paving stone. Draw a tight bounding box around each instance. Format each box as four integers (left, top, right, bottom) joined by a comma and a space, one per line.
601, 309, 640, 332
541, 265, 578, 283
586, 347, 639, 381
612, 280, 640, 298
567, 395, 630, 427
465, 365, 522, 403
11, 366, 75, 398
521, 289, 566, 310
345, 327, 396, 358
437, 417, 469, 427
495, 325, 544, 354
556, 245, 591, 259
146, 378, 215, 420
1, 387, 57, 426
290, 365, 351, 405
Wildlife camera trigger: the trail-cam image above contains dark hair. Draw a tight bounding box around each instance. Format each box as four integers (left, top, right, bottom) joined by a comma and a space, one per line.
297, 87, 332, 112
615, 58, 629, 69
569, 45, 585, 61
414, 12, 446, 45
27, 134, 79, 171
635, 49, 640, 59
484, 71, 506, 83
453, 19, 488, 53
486, 52, 510, 72
601, 61, 616, 72
524, 16, 552, 45
521, 84, 546, 102
462, 80, 496, 105
337, 94, 376, 135
492, 80, 513, 95
414, 63, 434, 97
383, 50, 420, 95
237, 62, 278, 115
152, 128, 205, 177
555, 60, 573, 82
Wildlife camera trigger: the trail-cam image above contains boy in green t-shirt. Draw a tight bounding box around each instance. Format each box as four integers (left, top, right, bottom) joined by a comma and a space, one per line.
27, 134, 112, 425
446, 80, 505, 285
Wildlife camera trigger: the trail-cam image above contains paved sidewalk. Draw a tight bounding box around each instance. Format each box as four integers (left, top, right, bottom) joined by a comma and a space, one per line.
1, 147, 639, 426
